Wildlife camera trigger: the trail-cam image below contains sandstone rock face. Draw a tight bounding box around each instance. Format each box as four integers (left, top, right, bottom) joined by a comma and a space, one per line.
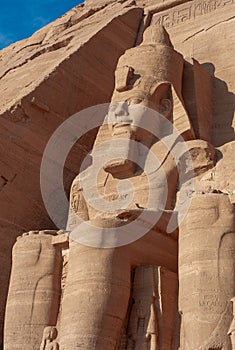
145, 0, 235, 146
0, 1, 143, 347
1, 0, 235, 349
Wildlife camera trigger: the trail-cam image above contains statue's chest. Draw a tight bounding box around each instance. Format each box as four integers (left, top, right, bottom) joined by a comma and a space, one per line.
85, 171, 167, 219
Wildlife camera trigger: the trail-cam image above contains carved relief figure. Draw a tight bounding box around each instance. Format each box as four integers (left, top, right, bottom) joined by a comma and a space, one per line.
124, 266, 160, 350
228, 298, 235, 349
40, 326, 59, 350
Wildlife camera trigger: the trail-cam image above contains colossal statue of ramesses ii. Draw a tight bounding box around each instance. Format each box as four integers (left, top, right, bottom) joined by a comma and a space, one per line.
4, 25, 235, 350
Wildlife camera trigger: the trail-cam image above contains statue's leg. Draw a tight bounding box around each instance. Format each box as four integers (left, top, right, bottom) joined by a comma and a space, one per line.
59, 216, 178, 349
59, 241, 131, 350
179, 194, 235, 350
4, 231, 62, 350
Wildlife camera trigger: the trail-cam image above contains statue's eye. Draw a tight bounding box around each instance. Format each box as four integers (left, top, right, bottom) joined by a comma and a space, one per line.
108, 102, 119, 112
129, 98, 143, 105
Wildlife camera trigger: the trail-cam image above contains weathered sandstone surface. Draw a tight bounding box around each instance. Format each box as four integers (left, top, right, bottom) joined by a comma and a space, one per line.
0, 0, 235, 349
0, 1, 143, 346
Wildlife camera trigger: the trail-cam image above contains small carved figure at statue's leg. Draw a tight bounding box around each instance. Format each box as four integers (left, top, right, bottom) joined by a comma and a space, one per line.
227, 297, 235, 350
146, 302, 158, 350
40, 326, 59, 350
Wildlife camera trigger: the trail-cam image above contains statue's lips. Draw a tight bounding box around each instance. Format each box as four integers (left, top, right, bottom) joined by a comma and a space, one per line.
113, 122, 133, 128
112, 123, 134, 138
111, 123, 153, 145
112, 123, 141, 138
112, 122, 133, 132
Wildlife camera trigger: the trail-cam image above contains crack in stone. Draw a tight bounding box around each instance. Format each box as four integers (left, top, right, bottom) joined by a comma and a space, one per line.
183, 29, 204, 42
205, 15, 235, 31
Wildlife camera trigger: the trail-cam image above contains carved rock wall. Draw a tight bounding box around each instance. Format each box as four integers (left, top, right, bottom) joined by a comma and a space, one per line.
145, 0, 235, 146
0, 1, 143, 347
0, 0, 235, 349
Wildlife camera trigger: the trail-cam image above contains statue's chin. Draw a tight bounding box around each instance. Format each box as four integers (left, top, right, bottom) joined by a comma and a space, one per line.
104, 124, 154, 177
104, 124, 138, 177
103, 158, 136, 178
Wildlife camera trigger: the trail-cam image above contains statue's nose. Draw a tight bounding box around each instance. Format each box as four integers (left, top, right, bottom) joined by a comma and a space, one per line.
114, 102, 129, 117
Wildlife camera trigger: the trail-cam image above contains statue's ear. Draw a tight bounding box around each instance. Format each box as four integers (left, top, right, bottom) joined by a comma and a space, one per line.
159, 98, 172, 118
150, 81, 172, 118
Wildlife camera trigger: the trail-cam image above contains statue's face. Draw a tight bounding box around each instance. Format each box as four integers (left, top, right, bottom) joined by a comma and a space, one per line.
107, 83, 171, 147
103, 85, 171, 177
103, 61, 172, 177
107, 95, 156, 147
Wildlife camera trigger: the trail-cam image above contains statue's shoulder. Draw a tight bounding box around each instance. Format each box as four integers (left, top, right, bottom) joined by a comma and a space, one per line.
71, 166, 91, 191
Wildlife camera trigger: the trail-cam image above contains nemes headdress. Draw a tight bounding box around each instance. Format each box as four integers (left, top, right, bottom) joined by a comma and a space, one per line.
113, 25, 195, 140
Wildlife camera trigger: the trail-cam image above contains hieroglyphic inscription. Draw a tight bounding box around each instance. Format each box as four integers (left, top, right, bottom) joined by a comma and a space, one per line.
152, 0, 234, 28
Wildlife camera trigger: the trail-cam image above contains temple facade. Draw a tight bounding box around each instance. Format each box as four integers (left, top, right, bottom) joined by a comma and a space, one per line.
0, 0, 235, 349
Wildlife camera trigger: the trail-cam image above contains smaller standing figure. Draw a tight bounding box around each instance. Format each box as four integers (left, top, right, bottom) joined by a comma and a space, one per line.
40, 326, 59, 350
146, 298, 158, 350
228, 298, 235, 350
